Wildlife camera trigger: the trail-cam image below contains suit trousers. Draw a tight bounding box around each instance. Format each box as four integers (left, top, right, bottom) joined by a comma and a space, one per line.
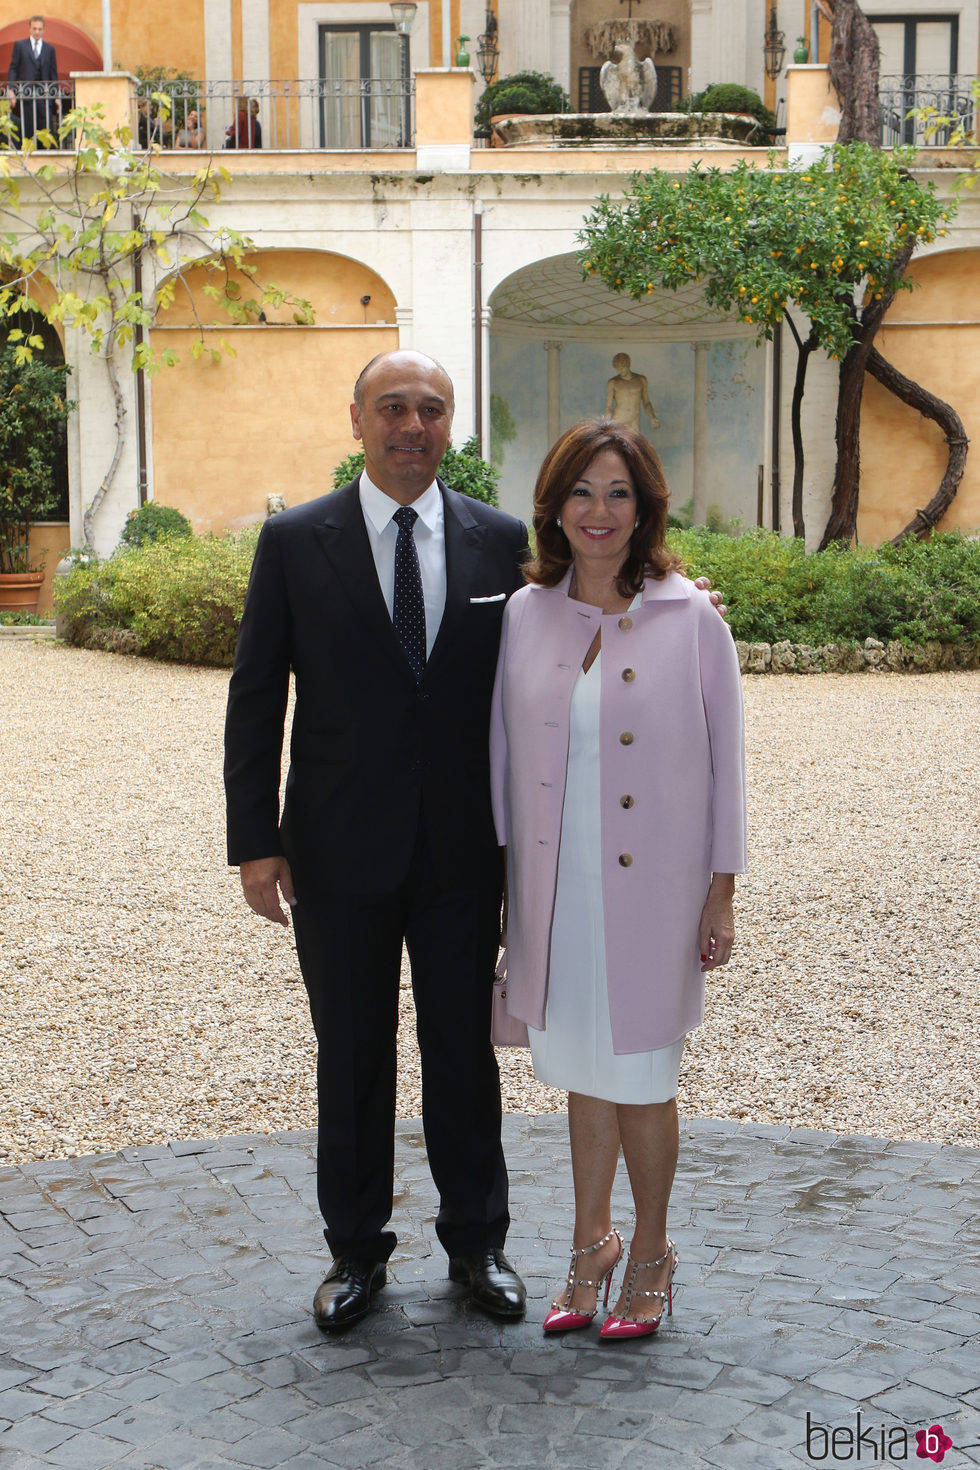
291, 820, 509, 1264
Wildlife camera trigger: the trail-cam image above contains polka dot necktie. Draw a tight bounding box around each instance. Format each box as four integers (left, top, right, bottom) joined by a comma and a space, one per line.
392, 505, 426, 681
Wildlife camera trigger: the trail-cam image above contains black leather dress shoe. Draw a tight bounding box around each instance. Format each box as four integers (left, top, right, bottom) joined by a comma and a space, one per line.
448, 1249, 526, 1320
313, 1257, 386, 1331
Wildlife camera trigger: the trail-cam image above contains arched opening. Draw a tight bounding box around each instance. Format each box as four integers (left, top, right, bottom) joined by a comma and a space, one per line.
489, 252, 767, 528
0, 286, 71, 607
148, 249, 399, 533
0, 312, 70, 522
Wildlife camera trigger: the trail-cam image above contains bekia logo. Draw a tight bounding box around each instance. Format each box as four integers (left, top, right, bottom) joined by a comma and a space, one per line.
914, 1426, 954, 1464
805, 1413, 956, 1462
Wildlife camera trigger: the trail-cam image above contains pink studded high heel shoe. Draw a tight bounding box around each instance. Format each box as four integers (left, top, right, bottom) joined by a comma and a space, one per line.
542, 1228, 623, 1333
599, 1239, 678, 1340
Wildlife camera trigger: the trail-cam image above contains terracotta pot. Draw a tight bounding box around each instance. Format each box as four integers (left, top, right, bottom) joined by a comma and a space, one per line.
0, 570, 45, 614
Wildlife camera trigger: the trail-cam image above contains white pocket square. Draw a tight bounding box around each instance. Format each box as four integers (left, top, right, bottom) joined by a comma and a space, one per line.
470, 593, 506, 603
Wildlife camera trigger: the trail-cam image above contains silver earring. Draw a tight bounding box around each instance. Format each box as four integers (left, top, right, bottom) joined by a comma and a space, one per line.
556, 516, 562, 529
634, 518, 640, 529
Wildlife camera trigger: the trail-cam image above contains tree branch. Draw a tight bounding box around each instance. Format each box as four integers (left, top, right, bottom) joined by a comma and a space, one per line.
865, 347, 970, 542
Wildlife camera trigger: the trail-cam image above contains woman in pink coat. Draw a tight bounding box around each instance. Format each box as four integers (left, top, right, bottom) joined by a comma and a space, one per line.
490, 420, 746, 1339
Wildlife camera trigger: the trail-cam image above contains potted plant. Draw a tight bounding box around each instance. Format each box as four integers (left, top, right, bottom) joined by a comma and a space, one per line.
475, 70, 570, 142
0, 343, 74, 612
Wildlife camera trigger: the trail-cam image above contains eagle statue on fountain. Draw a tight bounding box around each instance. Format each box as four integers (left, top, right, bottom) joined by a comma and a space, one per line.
600, 39, 657, 114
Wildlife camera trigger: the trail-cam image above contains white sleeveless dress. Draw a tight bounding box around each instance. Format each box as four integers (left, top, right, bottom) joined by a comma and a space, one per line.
528, 639, 686, 1105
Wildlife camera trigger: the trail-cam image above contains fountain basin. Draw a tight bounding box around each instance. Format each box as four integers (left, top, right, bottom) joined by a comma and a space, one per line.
490, 111, 767, 149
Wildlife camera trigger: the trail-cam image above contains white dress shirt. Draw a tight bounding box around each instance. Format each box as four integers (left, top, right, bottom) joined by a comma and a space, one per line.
358, 472, 447, 658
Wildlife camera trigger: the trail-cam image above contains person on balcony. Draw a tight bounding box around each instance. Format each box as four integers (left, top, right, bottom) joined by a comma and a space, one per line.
175, 108, 205, 149
6, 15, 59, 146
225, 98, 262, 149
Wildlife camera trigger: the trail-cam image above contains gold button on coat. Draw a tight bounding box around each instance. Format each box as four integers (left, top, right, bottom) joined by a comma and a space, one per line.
620, 795, 634, 809
618, 853, 633, 867
619, 731, 634, 746
621, 668, 635, 682
618, 615, 633, 631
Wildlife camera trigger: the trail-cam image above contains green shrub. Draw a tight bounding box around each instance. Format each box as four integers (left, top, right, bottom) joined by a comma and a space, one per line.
53, 519, 980, 666
332, 437, 500, 507
54, 525, 260, 666
118, 501, 193, 549
0, 346, 75, 573
669, 527, 980, 647
475, 72, 570, 132
677, 83, 777, 134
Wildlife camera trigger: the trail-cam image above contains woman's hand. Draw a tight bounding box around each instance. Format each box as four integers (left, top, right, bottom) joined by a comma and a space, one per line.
698, 874, 735, 971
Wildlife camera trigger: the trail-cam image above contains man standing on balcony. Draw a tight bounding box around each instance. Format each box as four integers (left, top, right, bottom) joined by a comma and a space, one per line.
224, 350, 530, 1331
6, 15, 59, 145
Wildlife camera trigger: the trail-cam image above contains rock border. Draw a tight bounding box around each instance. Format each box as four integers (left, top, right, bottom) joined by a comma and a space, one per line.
736, 637, 980, 674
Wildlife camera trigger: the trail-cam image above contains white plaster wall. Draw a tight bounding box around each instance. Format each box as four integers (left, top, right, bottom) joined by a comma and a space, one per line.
70, 343, 142, 558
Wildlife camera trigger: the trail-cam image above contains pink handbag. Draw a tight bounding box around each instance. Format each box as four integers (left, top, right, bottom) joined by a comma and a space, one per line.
491, 950, 530, 1048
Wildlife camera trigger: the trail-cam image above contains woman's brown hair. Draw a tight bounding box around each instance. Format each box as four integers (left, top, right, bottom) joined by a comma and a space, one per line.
525, 419, 682, 596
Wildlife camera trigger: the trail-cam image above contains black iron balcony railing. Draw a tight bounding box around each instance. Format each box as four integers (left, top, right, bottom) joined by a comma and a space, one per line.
134, 77, 415, 151
879, 73, 977, 147
1, 81, 75, 146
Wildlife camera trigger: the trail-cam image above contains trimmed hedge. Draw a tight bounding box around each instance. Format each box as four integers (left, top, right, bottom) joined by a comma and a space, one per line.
53, 521, 980, 668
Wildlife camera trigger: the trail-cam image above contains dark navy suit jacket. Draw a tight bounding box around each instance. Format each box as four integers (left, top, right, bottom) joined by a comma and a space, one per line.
224, 477, 528, 895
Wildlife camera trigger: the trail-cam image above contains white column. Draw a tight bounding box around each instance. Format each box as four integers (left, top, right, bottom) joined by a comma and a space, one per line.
395, 305, 415, 348
479, 306, 492, 458
544, 339, 562, 444
692, 342, 708, 525
407, 196, 476, 434
688, 0, 714, 95
550, 0, 571, 94
497, 0, 552, 80
241, 0, 271, 82
204, 0, 234, 146
716, 0, 750, 89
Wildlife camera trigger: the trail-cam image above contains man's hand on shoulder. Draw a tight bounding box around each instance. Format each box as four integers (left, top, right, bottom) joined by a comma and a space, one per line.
240, 856, 296, 926
693, 576, 728, 622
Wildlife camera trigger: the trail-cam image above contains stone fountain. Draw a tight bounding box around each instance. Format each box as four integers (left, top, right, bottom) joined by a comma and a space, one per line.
490, 18, 765, 149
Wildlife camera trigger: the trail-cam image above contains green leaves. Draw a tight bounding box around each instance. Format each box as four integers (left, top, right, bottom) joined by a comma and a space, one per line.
580, 143, 951, 363
0, 346, 75, 571
331, 438, 500, 506
0, 103, 315, 388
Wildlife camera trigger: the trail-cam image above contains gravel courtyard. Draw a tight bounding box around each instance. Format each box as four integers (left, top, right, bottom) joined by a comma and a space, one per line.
1, 639, 977, 1165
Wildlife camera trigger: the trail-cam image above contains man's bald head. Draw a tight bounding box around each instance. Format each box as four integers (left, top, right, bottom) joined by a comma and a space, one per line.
353, 351, 455, 415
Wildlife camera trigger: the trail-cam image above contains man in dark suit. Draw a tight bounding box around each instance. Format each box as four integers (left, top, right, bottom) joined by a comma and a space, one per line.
6, 15, 59, 145
224, 350, 529, 1330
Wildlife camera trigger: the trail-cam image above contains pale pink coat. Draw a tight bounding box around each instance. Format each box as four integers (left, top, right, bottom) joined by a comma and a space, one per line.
490, 570, 747, 1053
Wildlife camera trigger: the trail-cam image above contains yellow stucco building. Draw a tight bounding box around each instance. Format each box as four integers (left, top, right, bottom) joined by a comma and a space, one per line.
3, 1, 977, 608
